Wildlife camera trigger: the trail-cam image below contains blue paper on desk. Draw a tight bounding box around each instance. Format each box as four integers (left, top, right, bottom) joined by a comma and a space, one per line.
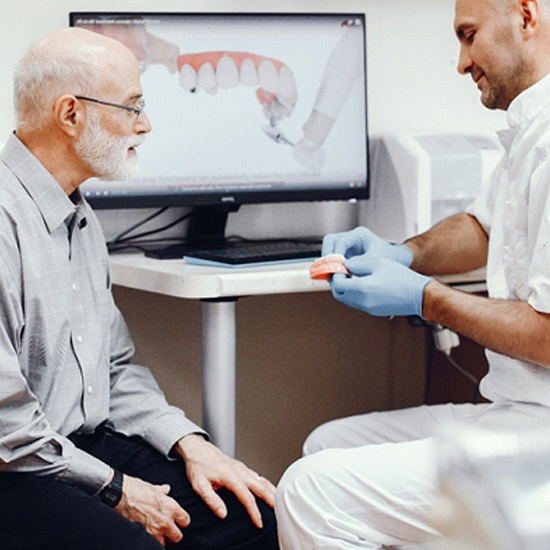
184, 255, 317, 269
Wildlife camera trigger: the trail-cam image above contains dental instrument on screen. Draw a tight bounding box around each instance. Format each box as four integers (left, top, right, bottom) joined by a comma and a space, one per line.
261, 123, 326, 173
261, 124, 295, 147
294, 23, 364, 171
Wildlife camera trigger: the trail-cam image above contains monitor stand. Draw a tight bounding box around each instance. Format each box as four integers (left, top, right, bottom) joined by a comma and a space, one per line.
144, 204, 240, 259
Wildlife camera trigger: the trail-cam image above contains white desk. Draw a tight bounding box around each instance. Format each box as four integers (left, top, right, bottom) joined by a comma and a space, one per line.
110, 253, 486, 456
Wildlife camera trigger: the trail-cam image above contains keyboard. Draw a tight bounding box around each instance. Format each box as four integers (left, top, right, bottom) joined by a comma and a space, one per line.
184, 239, 322, 265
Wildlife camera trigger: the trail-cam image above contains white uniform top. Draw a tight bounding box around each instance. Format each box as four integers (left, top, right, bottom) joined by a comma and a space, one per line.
467, 73, 550, 406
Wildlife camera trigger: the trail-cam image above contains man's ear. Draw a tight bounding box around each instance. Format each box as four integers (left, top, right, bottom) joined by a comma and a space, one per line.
54, 94, 84, 137
519, 0, 540, 35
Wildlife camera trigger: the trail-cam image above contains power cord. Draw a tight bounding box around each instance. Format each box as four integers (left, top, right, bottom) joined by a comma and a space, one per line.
431, 323, 460, 356
412, 319, 480, 404
430, 322, 480, 403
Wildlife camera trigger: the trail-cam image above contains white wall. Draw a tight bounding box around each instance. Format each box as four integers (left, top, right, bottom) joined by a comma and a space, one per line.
0, 0, 506, 139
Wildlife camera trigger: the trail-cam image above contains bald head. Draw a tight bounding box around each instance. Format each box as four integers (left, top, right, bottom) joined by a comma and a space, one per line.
480, 0, 550, 18
14, 27, 138, 132
455, 0, 550, 109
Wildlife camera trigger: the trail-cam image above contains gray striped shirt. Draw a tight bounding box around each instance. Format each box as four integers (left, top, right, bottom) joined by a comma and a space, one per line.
0, 134, 204, 493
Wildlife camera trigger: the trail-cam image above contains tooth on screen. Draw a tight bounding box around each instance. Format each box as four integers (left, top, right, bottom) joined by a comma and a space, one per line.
239, 57, 258, 86
270, 99, 288, 120
258, 59, 278, 95
179, 64, 198, 92
262, 103, 273, 120
216, 55, 239, 89
277, 65, 298, 110
197, 62, 218, 94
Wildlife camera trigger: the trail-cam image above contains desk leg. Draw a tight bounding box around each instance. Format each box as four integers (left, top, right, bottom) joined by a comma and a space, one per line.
201, 298, 238, 457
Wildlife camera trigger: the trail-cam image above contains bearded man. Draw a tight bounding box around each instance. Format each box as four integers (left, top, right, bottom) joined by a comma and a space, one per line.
0, 27, 278, 550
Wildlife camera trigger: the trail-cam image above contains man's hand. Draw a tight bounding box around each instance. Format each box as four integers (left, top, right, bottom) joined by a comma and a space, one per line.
322, 226, 413, 266
331, 258, 432, 318
176, 434, 276, 529
116, 474, 190, 547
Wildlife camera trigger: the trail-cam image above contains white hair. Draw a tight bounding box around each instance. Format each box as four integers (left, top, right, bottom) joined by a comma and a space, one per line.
13, 44, 100, 131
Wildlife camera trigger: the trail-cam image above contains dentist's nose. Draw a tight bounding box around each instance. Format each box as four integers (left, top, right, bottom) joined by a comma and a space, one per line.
457, 44, 473, 75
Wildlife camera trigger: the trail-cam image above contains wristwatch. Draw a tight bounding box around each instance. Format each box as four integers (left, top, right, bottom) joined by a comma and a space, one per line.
99, 469, 124, 507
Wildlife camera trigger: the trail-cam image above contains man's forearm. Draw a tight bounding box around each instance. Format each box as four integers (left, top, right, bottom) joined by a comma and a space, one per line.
406, 213, 489, 275
423, 280, 550, 367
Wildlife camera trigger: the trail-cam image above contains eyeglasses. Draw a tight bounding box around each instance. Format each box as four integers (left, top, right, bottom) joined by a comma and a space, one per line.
75, 95, 146, 120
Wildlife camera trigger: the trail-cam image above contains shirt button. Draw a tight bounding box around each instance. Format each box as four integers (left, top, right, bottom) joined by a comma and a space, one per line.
76, 335, 83, 343
87, 385, 93, 395
72, 283, 79, 291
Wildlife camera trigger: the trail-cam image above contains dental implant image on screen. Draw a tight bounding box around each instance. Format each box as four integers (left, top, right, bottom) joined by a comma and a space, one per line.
175, 21, 363, 173
178, 51, 297, 124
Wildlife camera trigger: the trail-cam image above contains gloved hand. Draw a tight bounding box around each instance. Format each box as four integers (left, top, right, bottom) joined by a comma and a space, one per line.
330, 258, 432, 318
322, 227, 413, 268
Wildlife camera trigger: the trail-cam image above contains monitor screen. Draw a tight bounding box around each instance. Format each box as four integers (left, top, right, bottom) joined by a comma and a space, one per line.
70, 11, 369, 211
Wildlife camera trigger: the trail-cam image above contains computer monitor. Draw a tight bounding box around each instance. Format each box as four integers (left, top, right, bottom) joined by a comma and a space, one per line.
70, 7, 369, 254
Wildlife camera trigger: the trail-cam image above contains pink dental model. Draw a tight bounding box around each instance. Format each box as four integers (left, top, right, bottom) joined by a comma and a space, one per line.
310, 254, 350, 281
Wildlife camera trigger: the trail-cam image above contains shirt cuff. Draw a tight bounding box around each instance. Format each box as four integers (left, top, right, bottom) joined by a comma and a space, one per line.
59, 446, 112, 495
142, 409, 209, 460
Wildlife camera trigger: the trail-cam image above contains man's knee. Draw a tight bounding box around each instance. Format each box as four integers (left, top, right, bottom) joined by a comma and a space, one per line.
303, 418, 343, 455
276, 451, 334, 527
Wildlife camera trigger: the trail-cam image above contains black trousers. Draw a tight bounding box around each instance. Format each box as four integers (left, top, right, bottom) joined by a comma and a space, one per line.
0, 429, 279, 550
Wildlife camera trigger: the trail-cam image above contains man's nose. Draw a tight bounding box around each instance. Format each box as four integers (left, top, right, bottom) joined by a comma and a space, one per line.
457, 44, 473, 75
135, 110, 152, 134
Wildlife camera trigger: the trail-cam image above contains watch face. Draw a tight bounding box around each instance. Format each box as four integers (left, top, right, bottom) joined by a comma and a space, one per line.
103, 487, 119, 506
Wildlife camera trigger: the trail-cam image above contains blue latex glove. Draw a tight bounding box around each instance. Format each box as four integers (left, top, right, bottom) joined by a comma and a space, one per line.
322, 227, 413, 267
330, 258, 432, 318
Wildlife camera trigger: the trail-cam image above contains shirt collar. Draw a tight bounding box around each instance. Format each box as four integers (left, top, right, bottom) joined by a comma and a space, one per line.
506, 72, 550, 130
1, 134, 80, 233
494, 73, 550, 153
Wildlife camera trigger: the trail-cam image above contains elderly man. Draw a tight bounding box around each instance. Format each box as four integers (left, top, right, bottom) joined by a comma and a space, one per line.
276, 0, 550, 547
0, 28, 277, 550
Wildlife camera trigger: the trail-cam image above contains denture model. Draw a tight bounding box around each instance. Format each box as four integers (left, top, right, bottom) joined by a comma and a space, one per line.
310, 254, 350, 280
177, 51, 298, 123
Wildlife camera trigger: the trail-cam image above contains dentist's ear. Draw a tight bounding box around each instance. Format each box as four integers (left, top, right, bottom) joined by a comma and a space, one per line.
55, 94, 85, 138
519, 0, 539, 34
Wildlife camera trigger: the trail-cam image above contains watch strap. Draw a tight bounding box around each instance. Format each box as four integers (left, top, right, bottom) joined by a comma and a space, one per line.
99, 469, 123, 507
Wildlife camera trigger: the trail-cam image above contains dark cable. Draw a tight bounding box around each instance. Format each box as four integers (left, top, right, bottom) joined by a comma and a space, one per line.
107, 207, 168, 248
106, 208, 193, 253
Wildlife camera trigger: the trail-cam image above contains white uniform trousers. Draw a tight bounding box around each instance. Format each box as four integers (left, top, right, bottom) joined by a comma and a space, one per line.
275, 401, 550, 549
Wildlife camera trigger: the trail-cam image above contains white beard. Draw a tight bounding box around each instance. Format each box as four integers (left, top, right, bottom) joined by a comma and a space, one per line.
75, 108, 143, 181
